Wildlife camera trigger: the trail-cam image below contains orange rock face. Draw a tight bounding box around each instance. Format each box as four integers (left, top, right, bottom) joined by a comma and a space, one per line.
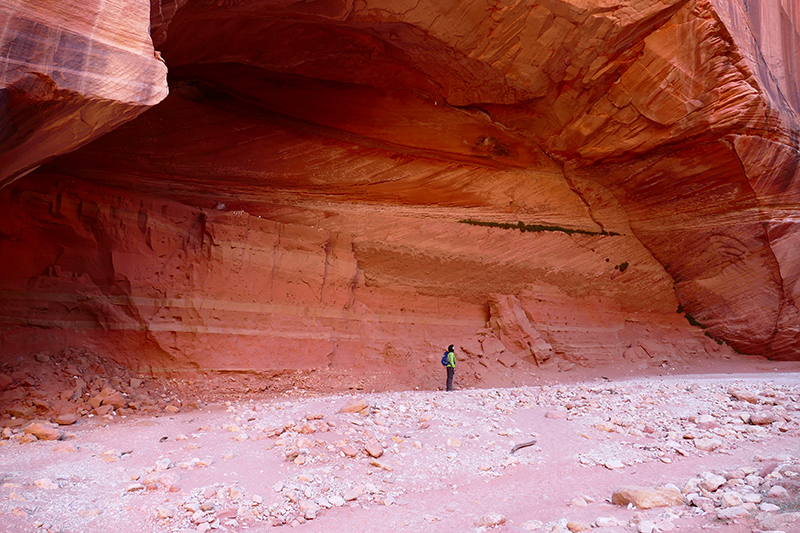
0, 0, 168, 187
1, 0, 799, 373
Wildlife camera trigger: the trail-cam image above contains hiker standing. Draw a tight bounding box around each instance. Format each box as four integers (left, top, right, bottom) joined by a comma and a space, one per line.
444, 344, 456, 391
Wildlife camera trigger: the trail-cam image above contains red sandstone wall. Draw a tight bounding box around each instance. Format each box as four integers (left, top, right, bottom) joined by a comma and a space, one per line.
2, 0, 800, 371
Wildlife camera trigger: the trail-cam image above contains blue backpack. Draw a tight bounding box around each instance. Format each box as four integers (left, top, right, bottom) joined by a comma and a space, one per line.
441, 351, 449, 366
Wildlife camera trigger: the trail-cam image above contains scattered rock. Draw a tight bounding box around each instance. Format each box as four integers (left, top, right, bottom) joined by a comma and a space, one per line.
54, 413, 78, 425
604, 459, 625, 470
750, 412, 777, 425
24, 422, 62, 441
594, 517, 619, 527
34, 478, 58, 490
756, 511, 800, 531
339, 444, 358, 458
475, 513, 506, 527
729, 389, 759, 404
612, 486, 683, 509
102, 391, 126, 409
566, 520, 591, 532
766, 485, 790, 499
338, 399, 369, 414
364, 439, 383, 458
699, 472, 727, 492
717, 505, 750, 520
6, 404, 37, 418
694, 437, 724, 452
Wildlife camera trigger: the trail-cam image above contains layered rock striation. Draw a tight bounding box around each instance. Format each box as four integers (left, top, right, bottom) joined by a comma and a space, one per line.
1, 0, 799, 374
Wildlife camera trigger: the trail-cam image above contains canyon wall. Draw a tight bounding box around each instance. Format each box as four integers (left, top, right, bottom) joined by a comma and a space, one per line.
1, 0, 799, 377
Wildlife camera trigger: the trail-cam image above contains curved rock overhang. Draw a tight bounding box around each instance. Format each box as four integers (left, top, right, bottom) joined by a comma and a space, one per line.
1, 0, 800, 373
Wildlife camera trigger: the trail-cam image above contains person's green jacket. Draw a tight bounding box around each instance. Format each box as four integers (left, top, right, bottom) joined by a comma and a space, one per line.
446, 350, 456, 368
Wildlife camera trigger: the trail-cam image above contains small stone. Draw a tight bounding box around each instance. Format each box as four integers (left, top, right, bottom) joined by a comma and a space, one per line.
338, 399, 369, 414
566, 521, 591, 532
447, 438, 462, 447
343, 490, 358, 501
34, 478, 58, 490
329, 495, 346, 507
595, 421, 616, 432
520, 519, 544, 531
156, 506, 176, 518
7, 404, 37, 418
721, 492, 743, 507
743, 493, 762, 504
154, 458, 173, 471
364, 439, 383, 458
766, 485, 790, 499
475, 513, 506, 527
717, 505, 750, 520
24, 422, 62, 441
760, 502, 781, 512
340, 444, 358, 457
102, 392, 126, 409
654, 519, 675, 531
126, 483, 145, 492
729, 389, 759, 404
317, 497, 332, 509
750, 412, 777, 425
604, 459, 624, 470
637, 520, 655, 533
694, 437, 723, 452
612, 486, 683, 509
54, 413, 78, 426
756, 511, 800, 531
699, 472, 726, 492
545, 410, 567, 420
594, 517, 619, 527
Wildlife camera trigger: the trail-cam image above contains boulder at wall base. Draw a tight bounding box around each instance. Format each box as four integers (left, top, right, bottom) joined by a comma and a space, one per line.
488, 294, 554, 362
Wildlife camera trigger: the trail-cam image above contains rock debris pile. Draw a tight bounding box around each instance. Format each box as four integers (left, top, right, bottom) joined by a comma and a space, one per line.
1, 349, 187, 441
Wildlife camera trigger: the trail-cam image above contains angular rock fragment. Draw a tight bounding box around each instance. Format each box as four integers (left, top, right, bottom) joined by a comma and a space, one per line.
612, 486, 683, 509
24, 422, 62, 441
339, 399, 369, 414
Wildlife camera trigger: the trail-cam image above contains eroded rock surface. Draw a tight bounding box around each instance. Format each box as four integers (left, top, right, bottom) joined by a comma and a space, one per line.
1, 0, 800, 372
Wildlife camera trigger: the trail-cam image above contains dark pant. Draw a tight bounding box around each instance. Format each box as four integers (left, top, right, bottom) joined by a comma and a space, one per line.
446, 366, 454, 391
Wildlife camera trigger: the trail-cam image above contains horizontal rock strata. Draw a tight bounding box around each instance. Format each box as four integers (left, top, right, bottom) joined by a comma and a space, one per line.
1, 0, 800, 371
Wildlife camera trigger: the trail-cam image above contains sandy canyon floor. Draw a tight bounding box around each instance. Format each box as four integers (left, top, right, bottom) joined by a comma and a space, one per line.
2, 358, 800, 533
